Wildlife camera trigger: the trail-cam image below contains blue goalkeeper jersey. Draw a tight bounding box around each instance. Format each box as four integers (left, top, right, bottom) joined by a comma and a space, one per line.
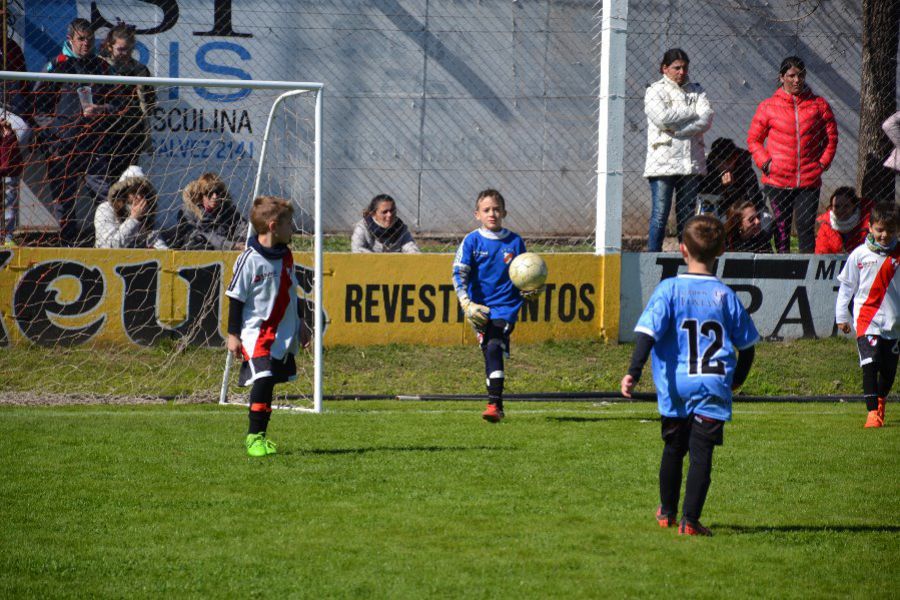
452, 228, 526, 323
635, 273, 759, 421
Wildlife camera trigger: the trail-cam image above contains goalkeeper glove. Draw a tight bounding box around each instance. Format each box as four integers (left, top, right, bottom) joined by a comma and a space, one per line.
520, 284, 546, 302
460, 298, 490, 327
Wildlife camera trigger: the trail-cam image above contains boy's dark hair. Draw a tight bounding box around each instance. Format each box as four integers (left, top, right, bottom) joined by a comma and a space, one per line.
869, 202, 900, 229
101, 22, 137, 56
250, 196, 293, 235
68, 18, 93, 38
363, 194, 395, 218
682, 214, 725, 262
660, 48, 689, 71
476, 189, 505, 211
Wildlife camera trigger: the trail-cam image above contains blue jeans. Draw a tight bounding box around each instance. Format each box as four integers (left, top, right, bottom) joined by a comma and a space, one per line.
647, 175, 701, 251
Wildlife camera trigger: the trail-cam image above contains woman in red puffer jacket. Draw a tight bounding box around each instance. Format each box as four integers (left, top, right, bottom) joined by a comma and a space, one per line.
747, 56, 838, 254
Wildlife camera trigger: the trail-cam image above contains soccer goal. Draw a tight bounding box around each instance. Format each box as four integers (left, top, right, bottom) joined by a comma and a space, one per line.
0, 70, 323, 411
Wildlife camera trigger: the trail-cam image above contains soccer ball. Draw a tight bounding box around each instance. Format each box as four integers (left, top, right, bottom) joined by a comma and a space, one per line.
508, 252, 548, 291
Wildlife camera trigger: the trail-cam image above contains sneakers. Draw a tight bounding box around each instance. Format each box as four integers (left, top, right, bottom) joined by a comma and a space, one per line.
245, 433, 277, 457
877, 397, 886, 423
678, 518, 713, 537
864, 409, 884, 428
482, 403, 504, 423
656, 506, 676, 528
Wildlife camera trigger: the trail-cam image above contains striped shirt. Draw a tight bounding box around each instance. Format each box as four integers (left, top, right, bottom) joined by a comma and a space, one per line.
836, 243, 900, 339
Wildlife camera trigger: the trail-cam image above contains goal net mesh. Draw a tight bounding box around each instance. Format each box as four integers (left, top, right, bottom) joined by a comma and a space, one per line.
0, 72, 320, 409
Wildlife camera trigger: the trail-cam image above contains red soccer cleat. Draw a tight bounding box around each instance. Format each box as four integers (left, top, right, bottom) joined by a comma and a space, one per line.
865, 409, 884, 428
656, 506, 676, 528
482, 403, 504, 423
678, 518, 713, 537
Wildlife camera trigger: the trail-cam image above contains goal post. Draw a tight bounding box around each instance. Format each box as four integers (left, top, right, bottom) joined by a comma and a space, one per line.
219, 87, 324, 413
0, 70, 323, 410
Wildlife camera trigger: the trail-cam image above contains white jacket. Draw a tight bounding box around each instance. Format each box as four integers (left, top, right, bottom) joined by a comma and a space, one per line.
643, 76, 713, 177
882, 110, 900, 172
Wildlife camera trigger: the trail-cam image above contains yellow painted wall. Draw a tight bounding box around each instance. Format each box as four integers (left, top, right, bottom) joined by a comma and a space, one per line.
0, 248, 620, 347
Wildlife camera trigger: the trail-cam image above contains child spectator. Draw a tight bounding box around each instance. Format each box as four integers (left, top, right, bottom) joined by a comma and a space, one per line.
226, 196, 303, 456
94, 167, 165, 249
452, 189, 543, 422
835, 202, 900, 428
699, 138, 763, 217
621, 214, 758, 536
351, 194, 419, 253
815, 187, 871, 254
724, 200, 773, 253
159, 173, 246, 250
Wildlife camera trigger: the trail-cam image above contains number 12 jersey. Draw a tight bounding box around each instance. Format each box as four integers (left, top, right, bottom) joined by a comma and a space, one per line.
634, 273, 759, 421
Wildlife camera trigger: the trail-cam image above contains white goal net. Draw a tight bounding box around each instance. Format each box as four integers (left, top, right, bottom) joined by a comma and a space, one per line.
0, 70, 323, 411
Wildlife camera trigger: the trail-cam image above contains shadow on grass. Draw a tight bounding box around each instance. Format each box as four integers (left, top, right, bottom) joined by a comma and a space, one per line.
282, 445, 514, 456
546, 416, 659, 423
718, 524, 900, 534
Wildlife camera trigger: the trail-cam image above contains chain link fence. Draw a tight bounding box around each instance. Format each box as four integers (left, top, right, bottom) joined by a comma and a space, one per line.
6, 0, 602, 251
623, 0, 898, 251
1, 1, 896, 251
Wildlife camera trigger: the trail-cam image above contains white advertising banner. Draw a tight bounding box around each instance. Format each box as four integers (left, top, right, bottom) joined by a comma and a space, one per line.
619, 253, 848, 342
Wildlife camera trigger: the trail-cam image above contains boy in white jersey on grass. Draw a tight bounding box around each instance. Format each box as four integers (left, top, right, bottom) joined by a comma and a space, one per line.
621, 215, 759, 536
452, 189, 543, 422
226, 196, 304, 457
836, 202, 900, 428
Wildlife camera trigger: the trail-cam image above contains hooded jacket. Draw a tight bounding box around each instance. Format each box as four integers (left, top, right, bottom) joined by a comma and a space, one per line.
34, 40, 113, 157
747, 86, 838, 189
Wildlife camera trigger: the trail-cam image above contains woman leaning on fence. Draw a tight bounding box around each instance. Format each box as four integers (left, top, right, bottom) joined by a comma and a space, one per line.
747, 56, 838, 254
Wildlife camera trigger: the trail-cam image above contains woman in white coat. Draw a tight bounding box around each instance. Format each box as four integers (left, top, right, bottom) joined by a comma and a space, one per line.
643, 48, 714, 251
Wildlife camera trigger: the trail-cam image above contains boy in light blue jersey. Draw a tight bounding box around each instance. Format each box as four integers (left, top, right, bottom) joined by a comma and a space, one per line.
452, 189, 543, 422
621, 214, 758, 536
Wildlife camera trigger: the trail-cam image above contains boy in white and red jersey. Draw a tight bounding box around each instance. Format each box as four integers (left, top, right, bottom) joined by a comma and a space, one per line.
836, 202, 900, 428
226, 196, 301, 456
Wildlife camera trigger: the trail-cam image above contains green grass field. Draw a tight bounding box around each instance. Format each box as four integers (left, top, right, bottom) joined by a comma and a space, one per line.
1, 338, 899, 597
1, 400, 897, 598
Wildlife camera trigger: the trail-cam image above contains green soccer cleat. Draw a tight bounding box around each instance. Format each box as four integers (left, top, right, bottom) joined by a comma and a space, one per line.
245, 433, 270, 457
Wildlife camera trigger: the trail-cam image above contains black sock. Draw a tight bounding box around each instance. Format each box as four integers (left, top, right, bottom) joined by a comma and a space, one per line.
865, 394, 879, 412
248, 377, 275, 434
487, 377, 504, 410
659, 444, 686, 515
682, 430, 715, 522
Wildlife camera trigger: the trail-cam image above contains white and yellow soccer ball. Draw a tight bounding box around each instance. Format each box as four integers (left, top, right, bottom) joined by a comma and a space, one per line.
508, 252, 548, 291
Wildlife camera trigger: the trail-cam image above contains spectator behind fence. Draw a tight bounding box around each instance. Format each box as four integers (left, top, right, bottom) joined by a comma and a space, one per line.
159, 173, 247, 250
724, 199, 773, 253
99, 23, 156, 177
815, 186, 871, 255
94, 166, 166, 249
34, 18, 118, 246
699, 138, 763, 218
747, 56, 838, 254
643, 48, 714, 251
883, 111, 900, 173
0, 37, 33, 246
351, 194, 420, 253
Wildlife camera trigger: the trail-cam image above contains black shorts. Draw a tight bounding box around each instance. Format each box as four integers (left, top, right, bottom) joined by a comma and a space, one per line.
856, 335, 900, 367
661, 414, 725, 448
238, 353, 297, 387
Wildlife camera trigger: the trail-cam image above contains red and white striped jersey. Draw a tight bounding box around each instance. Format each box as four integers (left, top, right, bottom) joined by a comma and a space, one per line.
836, 243, 900, 339
225, 245, 300, 360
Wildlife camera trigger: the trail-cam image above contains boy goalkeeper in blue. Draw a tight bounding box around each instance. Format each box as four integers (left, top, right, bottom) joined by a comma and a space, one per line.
621, 215, 758, 536
452, 189, 542, 422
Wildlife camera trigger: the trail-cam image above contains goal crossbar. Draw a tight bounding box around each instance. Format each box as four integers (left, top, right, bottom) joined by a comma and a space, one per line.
0, 70, 322, 92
